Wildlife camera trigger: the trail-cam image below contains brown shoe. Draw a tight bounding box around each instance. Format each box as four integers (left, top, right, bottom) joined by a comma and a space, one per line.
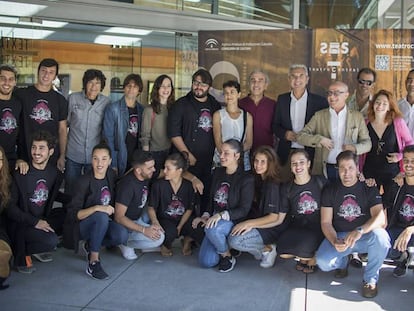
182, 236, 193, 256
160, 246, 173, 257
362, 282, 378, 298
0, 240, 12, 278
334, 256, 350, 278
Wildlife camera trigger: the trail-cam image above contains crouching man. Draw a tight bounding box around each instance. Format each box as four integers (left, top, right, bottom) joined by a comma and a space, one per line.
316, 150, 390, 298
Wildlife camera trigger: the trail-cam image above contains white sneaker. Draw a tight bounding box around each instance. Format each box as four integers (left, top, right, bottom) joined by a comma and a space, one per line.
260, 244, 277, 268
118, 245, 137, 260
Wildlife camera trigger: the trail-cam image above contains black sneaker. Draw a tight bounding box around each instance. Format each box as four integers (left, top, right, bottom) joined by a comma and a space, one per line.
218, 256, 236, 273
393, 258, 408, 277
230, 249, 242, 258
86, 261, 109, 280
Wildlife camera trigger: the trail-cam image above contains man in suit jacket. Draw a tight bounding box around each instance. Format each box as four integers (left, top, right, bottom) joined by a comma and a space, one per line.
297, 81, 371, 180
273, 64, 328, 167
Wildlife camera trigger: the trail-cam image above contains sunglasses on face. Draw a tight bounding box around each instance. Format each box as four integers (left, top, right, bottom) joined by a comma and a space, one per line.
358, 79, 374, 86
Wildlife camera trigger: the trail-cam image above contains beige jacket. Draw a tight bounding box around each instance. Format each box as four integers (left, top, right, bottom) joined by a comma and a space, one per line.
297, 108, 371, 176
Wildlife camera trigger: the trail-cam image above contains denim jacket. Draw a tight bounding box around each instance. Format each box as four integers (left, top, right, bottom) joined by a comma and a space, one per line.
103, 96, 144, 175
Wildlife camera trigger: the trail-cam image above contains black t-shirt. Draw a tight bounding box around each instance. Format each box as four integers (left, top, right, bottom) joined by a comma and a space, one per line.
281, 176, 326, 229
394, 185, 414, 227
125, 107, 139, 162
149, 179, 194, 222
116, 172, 149, 221
249, 179, 280, 219
213, 177, 231, 213
22, 164, 58, 218
322, 181, 382, 232
15, 86, 68, 161
88, 178, 111, 207
0, 96, 22, 161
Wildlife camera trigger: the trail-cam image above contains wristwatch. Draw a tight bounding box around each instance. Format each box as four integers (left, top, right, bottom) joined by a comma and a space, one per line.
356, 226, 364, 235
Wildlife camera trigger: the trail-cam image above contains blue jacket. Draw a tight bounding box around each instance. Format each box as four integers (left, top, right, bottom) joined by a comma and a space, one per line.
103, 96, 144, 175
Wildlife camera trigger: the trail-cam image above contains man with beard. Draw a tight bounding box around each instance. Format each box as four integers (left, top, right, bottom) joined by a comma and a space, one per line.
0, 64, 27, 173
316, 150, 390, 298
7, 131, 63, 273
114, 151, 164, 260
384, 145, 414, 278
168, 69, 221, 214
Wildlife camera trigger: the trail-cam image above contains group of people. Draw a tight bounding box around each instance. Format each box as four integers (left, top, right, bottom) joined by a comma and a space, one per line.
0, 59, 414, 300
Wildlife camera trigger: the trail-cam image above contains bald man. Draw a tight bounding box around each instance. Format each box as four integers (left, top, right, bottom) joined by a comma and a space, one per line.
297, 81, 371, 180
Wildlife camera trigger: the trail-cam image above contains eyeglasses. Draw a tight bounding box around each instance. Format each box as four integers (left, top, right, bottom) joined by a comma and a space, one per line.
326, 91, 346, 97
192, 80, 209, 88
377, 140, 385, 155
358, 79, 374, 86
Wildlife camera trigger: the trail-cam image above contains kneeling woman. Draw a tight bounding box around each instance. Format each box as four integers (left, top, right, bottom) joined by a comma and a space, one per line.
64, 142, 126, 280
229, 145, 287, 268
198, 139, 254, 272
148, 152, 204, 257
277, 149, 327, 273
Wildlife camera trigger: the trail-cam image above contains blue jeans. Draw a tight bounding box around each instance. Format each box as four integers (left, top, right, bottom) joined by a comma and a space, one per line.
199, 220, 234, 268
79, 212, 127, 252
387, 226, 414, 259
117, 215, 165, 250
65, 158, 92, 195
316, 229, 390, 285
228, 228, 264, 260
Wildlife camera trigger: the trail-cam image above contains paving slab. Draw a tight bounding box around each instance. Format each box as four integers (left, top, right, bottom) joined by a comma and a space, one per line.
305, 263, 414, 311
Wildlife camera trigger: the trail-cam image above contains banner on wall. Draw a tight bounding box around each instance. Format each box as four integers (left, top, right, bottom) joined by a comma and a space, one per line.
198, 29, 414, 102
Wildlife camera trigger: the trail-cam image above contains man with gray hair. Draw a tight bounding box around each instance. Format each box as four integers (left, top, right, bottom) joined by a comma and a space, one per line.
297, 81, 371, 181
272, 64, 328, 169
239, 69, 276, 152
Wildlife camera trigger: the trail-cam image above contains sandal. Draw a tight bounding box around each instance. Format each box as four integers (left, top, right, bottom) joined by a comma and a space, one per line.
302, 264, 318, 274
160, 246, 173, 257
295, 262, 307, 271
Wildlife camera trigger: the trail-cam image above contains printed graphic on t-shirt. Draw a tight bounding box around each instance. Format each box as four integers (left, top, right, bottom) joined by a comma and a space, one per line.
214, 182, 229, 208
198, 109, 212, 132
0, 108, 17, 134
165, 194, 185, 218
29, 179, 49, 207
128, 114, 138, 137
100, 186, 111, 206
30, 100, 53, 124
297, 191, 318, 215
337, 194, 364, 222
139, 186, 148, 209
399, 194, 414, 222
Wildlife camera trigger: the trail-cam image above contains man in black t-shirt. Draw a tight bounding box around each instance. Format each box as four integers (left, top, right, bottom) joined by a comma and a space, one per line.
15, 58, 68, 173
114, 151, 164, 260
316, 150, 390, 298
0, 64, 28, 174
168, 69, 221, 214
7, 131, 63, 273
384, 145, 414, 277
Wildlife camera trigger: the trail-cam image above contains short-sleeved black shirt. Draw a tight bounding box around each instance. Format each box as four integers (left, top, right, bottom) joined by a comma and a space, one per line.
0, 96, 21, 161
15, 86, 68, 161
149, 179, 194, 223
116, 172, 149, 221
322, 181, 382, 232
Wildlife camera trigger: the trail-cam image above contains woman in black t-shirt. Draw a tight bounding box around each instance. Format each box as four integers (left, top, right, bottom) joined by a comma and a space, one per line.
198, 139, 254, 272
277, 149, 327, 273
148, 152, 203, 256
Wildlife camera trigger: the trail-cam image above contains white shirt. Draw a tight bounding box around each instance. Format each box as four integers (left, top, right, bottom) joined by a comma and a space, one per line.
290, 90, 308, 148
398, 97, 414, 136
327, 105, 347, 164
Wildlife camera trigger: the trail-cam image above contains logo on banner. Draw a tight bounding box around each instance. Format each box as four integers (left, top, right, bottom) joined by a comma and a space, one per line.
205, 38, 220, 51
320, 42, 349, 55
